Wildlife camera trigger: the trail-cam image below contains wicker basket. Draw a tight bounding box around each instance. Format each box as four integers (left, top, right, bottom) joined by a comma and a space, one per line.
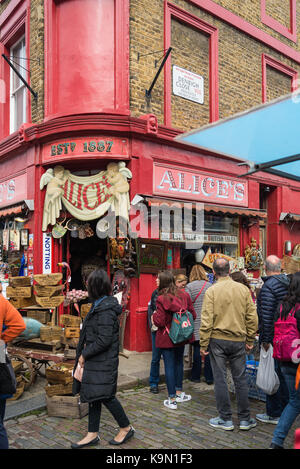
9, 276, 31, 287
60, 314, 81, 327
34, 284, 64, 297
40, 325, 63, 342
46, 395, 88, 418
35, 295, 65, 308
6, 286, 32, 298
45, 362, 74, 385
34, 273, 63, 286
45, 382, 73, 397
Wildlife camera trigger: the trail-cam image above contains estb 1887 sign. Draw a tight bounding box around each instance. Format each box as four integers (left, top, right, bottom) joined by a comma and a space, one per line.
172, 65, 204, 104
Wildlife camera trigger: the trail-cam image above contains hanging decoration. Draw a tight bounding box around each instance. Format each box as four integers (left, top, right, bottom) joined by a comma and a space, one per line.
40, 162, 132, 231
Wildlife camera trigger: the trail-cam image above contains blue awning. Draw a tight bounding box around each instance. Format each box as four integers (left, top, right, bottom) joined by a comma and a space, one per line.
175, 92, 300, 180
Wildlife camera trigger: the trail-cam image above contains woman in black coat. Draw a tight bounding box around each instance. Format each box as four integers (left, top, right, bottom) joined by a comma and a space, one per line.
71, 269, 134, 449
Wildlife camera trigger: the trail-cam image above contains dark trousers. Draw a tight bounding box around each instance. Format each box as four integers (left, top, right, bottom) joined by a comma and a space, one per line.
209, 338, 250, 422
88, 396, 130, 433
266, 358, 289, 418
0, 399, 8, 449
161, 346, 185, 398
149, 331, 162, 387
190, 341, 214, 383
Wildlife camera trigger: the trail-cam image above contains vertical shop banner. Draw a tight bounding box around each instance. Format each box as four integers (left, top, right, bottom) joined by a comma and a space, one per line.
43, 233, 52, 274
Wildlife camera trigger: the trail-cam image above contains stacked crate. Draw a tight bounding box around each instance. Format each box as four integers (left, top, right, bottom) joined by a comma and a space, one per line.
7, 276, 36, 308
45, 362, 88, 418
33, 273, 65, 309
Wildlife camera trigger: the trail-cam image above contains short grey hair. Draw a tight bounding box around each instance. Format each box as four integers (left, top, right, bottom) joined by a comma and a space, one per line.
213, 258, 230, 277
265, 255, 281, 273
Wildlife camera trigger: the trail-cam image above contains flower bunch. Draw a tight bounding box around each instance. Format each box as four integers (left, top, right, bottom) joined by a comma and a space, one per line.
64, 289, 88, 305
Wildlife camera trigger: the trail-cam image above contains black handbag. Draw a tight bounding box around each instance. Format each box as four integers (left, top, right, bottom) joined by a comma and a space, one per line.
0, 355, 17, 395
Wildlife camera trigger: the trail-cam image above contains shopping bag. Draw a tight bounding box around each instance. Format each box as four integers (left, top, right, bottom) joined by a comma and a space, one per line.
73, 363, 84, 382
256, 345, 280, 395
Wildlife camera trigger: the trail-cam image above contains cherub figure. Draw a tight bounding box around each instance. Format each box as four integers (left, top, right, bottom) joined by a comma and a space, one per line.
40, 166, 69, 231
106, 162, 132, 219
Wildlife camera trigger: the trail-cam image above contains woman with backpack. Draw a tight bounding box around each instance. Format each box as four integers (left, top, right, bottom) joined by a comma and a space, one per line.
270, 271, 300, 449
185, 265, 213, 384
153, 271, 197, 410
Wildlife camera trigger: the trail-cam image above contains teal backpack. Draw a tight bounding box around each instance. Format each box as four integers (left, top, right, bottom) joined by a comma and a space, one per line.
166, 309, 194, 344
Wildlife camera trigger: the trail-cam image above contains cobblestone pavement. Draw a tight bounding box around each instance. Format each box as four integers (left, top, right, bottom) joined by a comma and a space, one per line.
5, 380, 299, 451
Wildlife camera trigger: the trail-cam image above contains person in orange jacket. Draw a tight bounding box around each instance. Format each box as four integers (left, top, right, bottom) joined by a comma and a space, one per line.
0, 282, 26, 449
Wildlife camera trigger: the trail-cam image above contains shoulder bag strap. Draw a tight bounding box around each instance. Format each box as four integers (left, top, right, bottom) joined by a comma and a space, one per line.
192, 281, 207, 304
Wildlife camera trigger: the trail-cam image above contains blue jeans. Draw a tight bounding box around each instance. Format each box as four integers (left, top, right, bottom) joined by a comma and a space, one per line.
161, 346, 185, 398
272, 366, 300, 447
191, 341, 214, 383
266, 359, 289, 418
149, 332, 162, 387
0, 399, 8, 450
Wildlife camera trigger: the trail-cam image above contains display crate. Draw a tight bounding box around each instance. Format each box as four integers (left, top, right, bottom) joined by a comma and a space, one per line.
34, 273, 62, 286
26, 310, 51, 324
35, 295, 65, 308
64, 327, 80, 339
45, 362, 74, 385
60, 314, 81, 327
6, 286, 32, 298
9, 276, 31, 287
46, 395, 88, 419
40, 325, 62, 342
34, 285, 64, 297
45, 382, 73, 397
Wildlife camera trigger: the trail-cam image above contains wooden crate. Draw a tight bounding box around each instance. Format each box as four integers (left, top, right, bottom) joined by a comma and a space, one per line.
35, 295, 65, 308
45, 362, 74, 385
80, 303, 92, 319
34, 273, 63, 286
46, 395, 88, 419
34, 284, 64, 297
9, 295, 37, 309
7, 382, 25, 401
40, 325, 63, 342
6, 286, 32, 298
64, 327, 80, 339
45, 382, 73, 397
60, 314, 81, 327
9, 276, 31, 287
26, 310, 51, 324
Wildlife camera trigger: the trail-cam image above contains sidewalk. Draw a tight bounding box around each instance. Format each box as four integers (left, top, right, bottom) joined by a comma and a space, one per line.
5, 350, 182, 420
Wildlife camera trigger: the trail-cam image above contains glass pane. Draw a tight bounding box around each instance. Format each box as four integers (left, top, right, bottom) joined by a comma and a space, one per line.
14, 87, 25, 129
11, 39, 26, 91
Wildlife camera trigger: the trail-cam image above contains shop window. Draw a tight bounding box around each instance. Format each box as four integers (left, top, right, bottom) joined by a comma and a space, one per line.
9, 36, 27, 133
203, 214, 239, 258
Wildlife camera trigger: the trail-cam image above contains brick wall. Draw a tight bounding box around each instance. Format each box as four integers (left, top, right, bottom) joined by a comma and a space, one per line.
130, 0, 300, 132
29, 0, 44, 124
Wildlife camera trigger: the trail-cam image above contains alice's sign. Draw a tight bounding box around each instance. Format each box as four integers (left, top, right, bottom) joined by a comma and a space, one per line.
154, 164, 248, 207
40, 162, 132, 231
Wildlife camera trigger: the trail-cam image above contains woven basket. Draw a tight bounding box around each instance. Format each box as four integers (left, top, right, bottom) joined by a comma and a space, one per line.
34, 273, 63, 286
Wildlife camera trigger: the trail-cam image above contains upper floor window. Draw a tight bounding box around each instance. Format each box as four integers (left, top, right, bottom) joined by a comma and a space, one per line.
10, 36, 26, 133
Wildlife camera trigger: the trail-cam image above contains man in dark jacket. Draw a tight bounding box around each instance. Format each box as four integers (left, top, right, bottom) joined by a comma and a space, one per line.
256, 255, 290, 425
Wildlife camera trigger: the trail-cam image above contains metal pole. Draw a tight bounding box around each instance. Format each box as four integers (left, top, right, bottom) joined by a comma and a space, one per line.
145, 47, 172, 98
239, 153, 300, 176
2, 54, 38, 99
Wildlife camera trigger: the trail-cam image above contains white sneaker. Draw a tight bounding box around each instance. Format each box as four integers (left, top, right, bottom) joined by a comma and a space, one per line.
164, 399, 177, 410
175, 392, 192, 403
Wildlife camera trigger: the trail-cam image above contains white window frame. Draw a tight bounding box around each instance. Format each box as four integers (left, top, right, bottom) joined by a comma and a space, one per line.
9, 36, 27, 134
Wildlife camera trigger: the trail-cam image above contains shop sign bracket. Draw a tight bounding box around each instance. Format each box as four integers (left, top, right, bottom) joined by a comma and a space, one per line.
145, 47, 172, 99
2, 54, 38, 100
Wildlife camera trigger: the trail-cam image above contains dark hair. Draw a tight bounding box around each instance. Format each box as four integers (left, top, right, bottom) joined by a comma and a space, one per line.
213, 258, 230, 277
230, 271, 251, 289
87, 269, 112, 301
280, 271, 300, 319
158, 270, 178, 297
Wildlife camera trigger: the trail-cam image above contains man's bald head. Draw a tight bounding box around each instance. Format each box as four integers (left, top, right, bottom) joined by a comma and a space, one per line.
265, 255, 281, 275
213, 258, 230, 278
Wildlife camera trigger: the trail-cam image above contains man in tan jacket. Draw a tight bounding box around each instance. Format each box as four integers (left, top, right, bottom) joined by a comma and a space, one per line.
200, 258, 258, 432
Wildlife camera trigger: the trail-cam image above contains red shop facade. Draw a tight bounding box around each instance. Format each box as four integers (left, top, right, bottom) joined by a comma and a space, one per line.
1, 119, 300, 352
